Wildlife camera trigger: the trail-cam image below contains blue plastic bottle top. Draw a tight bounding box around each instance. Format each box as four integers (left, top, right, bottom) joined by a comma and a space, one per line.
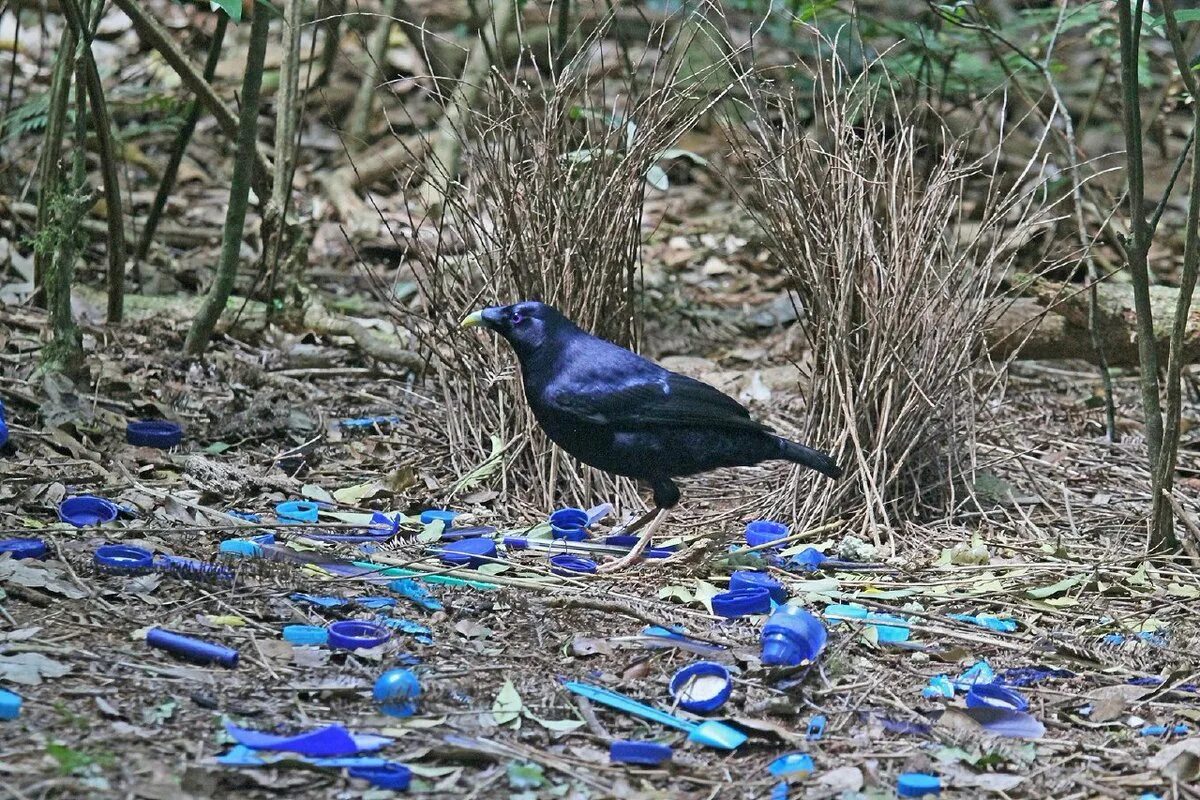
897, 772, 941, 797
761, 604, 828, 666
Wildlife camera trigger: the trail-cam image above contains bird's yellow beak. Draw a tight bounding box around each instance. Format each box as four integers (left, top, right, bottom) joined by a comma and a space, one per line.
460, 310, 485, 329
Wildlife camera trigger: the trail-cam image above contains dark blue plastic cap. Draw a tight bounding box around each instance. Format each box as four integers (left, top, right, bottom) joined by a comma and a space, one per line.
420, 509, 459, 527
437, 537, 496, 568
349, 764, 412, 790
94, 544, 154, 572
729, 570, 787, 602
374, 668, 421, 717
745, 520, 789, 548
712, 587, 772, 618
965, 683, 1030, 712
549, 554, 598, 575
146, 627, 238, 668
276, 500, 320, 523
762, 606, 828, 666
897, 773, 941, 797
669, 661, 733, 713
0, 538, 48, 560
126, 419, 183, 448
327, 620, 391, 650
610, 740, 672, 765
59, 495, 119, 527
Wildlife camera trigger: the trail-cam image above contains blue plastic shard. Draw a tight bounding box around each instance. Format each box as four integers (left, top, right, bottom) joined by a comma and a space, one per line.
922, 675, 955, 699
1140, 723, 1189, 737
998, 667, 1073, 686
770, 782, 789, 800
289, 593, 347, 608
217, 744, 391, 768
225, 722, 392, 756
788, 547, 827, 571
806, 715, 826, 741
376, 616, 434, 644
954, 661, 995, 689
767, 752, 814, 777
947, 613, 1018, 632
388, 578, 444, 611
356, 596, 397, 610
957, 707, 1044, 738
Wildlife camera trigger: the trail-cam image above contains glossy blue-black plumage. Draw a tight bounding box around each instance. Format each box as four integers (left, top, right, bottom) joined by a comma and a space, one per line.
469, 301, 841, 508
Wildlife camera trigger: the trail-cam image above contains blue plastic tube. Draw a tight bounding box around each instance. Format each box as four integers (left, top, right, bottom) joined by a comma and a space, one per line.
146, 628, 239, 668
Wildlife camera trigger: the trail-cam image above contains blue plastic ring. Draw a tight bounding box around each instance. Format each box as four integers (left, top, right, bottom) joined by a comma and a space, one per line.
94, 544, 154, 572
669, 661, 733, 713
965, 682, 1030, 712
549, 554, 598, 575
327, 620, 392, 650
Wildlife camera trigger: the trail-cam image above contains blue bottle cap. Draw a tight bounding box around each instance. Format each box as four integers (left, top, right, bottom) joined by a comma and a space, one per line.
745, 520, 789, 548
0, 538, 48, 560
549, 554, 597, 575
610, 740, 672, 765
437, 537, 496, 568
327, 620, 392, 650
282, 625, 329, 646
965, 683, 1030, 712
503, 536, 529, 550
59, 495, 119, 527
276, 500, 320, 523
762, 606, 828, 665
0, 688, 21, 720
729, 570, 787, 603
126, 419, 183, 448
897, 772, 941, 797
219, 539, 262, 557
374, 668, 421, 717
348, 763, 412, 790
668, 661, 732, 713
712, 587, 772, 618
420, 509, 459, 526
94, 544, 154, 572
550, 507, 588, 528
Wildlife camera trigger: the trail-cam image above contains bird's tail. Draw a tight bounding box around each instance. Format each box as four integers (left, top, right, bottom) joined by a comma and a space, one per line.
775, 436, 843, 479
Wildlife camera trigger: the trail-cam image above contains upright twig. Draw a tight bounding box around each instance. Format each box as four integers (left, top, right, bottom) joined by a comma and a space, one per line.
135, 14, 229, 266
184, 4, 271, 356
32, 25, 76, 299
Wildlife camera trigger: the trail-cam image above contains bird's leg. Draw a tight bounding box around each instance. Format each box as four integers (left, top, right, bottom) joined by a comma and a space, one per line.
613, 506, 659, 536
597, 506, 669, 573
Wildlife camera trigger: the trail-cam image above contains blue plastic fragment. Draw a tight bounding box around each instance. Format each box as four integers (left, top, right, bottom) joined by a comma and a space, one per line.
770, 782, 788, 800
788, 547, 827, 571
948, 613, 1018, 632
729, 570, 787, 602
965, 683, 1029, 712
146, 628, 238, 668
420, 509, 459, 527
0, 538, 48, 560
922, 675, 955, 699
349, 763, 412, 790
283, 625, 329, 646
0, 689, 21, 720
712, 587, 772, 618
126, 419, 183, 448
824, 603, 910, 643
1101, 633, 1126, 646
437, 537, 496, 568
60, 495, 119, 527
0, 398, 7, 450
225, 722, 392, 756
388, 578, 443, 611
961, 706, 1045, 738
1127, 676, 1199, 692
669, 661, 732, 713
1140, 723, 1189, 737
806, 714, 826, 740
745, 520, 789, 548
610, 740, 672, 765
897, 772, 940, 797
954, 661, 996, 689
375, 616, 434, 644
290, 593, 348, 608
998, 666, 1073, 687
341, 415, 402, 429
154, 555, 233, 583
374, 669, 421, 717
767, 752, 814, 777
276, 500, 320, 523
217, 745, 390, 767
1139, 794, 1165, 800
220, 539, 263, 557
226, 510, 261, 523
356, 596, 397, 610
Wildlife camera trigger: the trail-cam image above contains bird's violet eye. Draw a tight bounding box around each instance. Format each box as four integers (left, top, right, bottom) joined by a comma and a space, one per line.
511, 311, 525, 324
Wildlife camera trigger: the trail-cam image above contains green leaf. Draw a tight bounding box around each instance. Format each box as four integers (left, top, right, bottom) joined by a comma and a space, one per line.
492, 679, 522, 725
210, 0, 242, 22
506, 761, 545, 790
658, 584, 693, 603
1025, 574, 1084, 599
525, 713, 586, 732
204, 441, 233, 454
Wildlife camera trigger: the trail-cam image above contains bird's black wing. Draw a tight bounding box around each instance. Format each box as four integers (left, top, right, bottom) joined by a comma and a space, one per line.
545, 369, 772, 433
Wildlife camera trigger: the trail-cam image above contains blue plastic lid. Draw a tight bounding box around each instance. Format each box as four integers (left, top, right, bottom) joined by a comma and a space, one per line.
897, 772, 941, 797
327, 620, 391, 650
762, 606, 828, 666
283, 625, 329, 646
437, 537, 496, 568
349, 763, 412, 790
669, 661, 732, 713
374, 668, 421, 717
94, 544, 154, 572
126, 419, 183, 448
0, 538, 48, 560
745, 520, 789, 548
549, 554, 597, 576
729, 570, 787, 603
59, 495, 119, 527
610, 740, 672, 765
550, 507, 588, 528
0, 688, 21, 720
276, 500, 320, 523
965, 683, 1029, 712
420, 509, 459, 526
712, 587, 772, 618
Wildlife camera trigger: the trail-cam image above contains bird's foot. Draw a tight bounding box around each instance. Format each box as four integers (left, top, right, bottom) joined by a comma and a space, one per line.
596, 507, 669, 573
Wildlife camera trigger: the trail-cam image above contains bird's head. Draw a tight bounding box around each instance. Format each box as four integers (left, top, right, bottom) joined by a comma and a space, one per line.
460, 301, 564, 357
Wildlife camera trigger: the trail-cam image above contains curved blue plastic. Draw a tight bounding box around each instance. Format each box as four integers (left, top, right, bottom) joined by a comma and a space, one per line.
94, 544, 154, 572
965, 683, 1029, 712
0, 538, 48, 560
669, 661, 732, 713
729, 570, 787, 603
146, 627, 238, 668
744, 520, 789, 548
761, 605, 828, 666
276, 500, 320, 523
327, 620, 391, 650
549, 554, 597, 575
420, 509, 459, 527
373, 668, 421, 717
437, 537, 496, 568
349, 763, 412, 790
59, 495, 119, 527
126, 419, 183, 448
711, 587, 772, 618
610, 740, 672, 765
